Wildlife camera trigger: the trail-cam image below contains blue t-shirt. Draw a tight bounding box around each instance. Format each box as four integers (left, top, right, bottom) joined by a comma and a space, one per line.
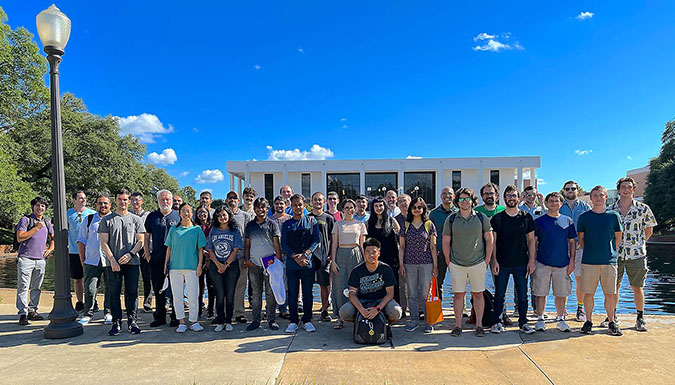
281, 216, 320, 271
206, 227, 243, 262
535, 214, 577, 268
164, 225, 207, 270
67, 207, 96, 253
577, 210, 623, 265
144, 210, 181, 262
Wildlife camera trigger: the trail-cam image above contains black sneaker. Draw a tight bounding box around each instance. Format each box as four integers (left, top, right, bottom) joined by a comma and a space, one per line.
149, 320, 166, 327
268, 320, 280, 330
502, 314, 514, 326
236, 316, 248, 324
246, 320, 261, 331
608, 321, 623, 336
169, 318, 180, 327
581, 321, 593, 334
75, 301, 85, 312
128, 320, 141, 335
27, 311, 44, 321
108, 321, 121, 336
419, 311, 425, 321
143, 304, 153, 313
320, 310, 332, 322
18, 315, 30, 326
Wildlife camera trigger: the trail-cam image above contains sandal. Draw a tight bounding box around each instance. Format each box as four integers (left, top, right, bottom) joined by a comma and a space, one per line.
333, 320, 344, 330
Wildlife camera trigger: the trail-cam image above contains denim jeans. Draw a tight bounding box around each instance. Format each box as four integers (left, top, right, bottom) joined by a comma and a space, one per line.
493, 265, 529, 327
107, 264, 140, 323
83, 263, 110, 317
149, 259, 176, 323
208, 262, 240, 324
287, 268, 314, 324
404, 263, 433, 325
16, 257, 46, 316
248, 265, 277, 322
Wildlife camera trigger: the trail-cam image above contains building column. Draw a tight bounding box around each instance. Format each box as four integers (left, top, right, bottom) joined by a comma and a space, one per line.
398, 162, 405, 196
477, 164, 484, 188
359, 163, 365, 195
283, 164, 288, 186
517, 166, 524, 192
321, 163, 327, 194
245, 164, 250, 188
531, 167, 537, 188
230, 173, 235, 193
238, 176, 243, 198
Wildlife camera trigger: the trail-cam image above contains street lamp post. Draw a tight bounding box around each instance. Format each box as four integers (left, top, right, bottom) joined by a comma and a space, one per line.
36, 4, 82, 339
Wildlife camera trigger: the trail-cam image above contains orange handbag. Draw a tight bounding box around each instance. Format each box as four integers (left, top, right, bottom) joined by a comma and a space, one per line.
425, 276, 444, 324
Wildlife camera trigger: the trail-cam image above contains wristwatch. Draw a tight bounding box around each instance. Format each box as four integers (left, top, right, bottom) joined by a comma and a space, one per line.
376, 306, 381, 313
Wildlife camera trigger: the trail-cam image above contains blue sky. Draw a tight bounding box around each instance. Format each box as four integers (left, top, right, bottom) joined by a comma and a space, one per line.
5, 1, 674, 199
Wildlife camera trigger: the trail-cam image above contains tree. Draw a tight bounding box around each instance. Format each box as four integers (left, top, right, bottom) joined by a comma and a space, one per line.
178, 186, 198, 208
645, 118, 675, 229
0, 135, 36, 227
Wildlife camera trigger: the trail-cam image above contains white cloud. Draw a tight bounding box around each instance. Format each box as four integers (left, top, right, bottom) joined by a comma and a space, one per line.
117, 113, 174, 143
406, 155, 423, 159
192, 127, 199, 133
574, 149, 593, 155
342, 124, 349, 129
537, 178, 547, 185
266, 144, 334, 161
178, 171, 190, 178
147, 148, 177, 166
254, 64, 262, 70
195, 169, 224, 184
201, 189, 212, 193
472, 32, 524, 52
576, 11, 594, 20
627, 156, 633, 160
298, 47, 304, 54
340, 117, 347, 122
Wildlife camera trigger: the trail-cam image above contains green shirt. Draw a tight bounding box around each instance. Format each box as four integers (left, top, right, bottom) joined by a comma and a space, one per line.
165, 225, 207, 270
442, 210, 492, 266
474, 205, 505, 218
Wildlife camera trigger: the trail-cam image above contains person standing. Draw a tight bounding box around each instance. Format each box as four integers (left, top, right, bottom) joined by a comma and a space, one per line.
308, 192, 335, 322
475, 183, 505, 218
172, 195, 183, 211
76, 194, 113, 324
394, 194, 411, 229
326, 191, 343, 221
353, 195, 370, 223
577, 185, 623, 336
130, 191, 153, 313
197, 191, 216, 217
244, 198, 282, 331
429, 186, 458, 302
559, 180, 591, 322
609, 177, 657, 332
281, 194, 321, 333
67, 191, 95, 312
442, 187, 493, 337
385, 190, 402, 218
366, 197, 402, 310
144, 189, 181, 328
99, 188, 145, 336
194, 205, 214, 319
226, 190, 255, 324
393, 193, 413, 317
532, 192, 577, 333
15, 197, 54, 325
399, 197, 438, 333
268, 195, 292, 318
241, 187, 257, 213
269, 185, 308, 216
516, 185, 546, 316
490, 185, 536, 335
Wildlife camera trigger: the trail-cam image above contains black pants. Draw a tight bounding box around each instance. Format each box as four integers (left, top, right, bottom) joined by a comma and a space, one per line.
140, 256, 152, 306
107, 264, 139, 323
208, 262, 240, 324
198, 266, 215, 316
436, 251, 448, 302
149, 259, 176, 323
288, 268, 315, 324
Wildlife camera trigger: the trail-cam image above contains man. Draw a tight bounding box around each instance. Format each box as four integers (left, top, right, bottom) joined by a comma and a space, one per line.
516, 185, 546, 316
76, 194, 113, 324
281, 194, 321, 333
144, 189, 181, 327
338, 237, 403, 325
268, 196, 292, 227
130, 191, 152, 313
393, 193, 413, 316
244, 197, 282, 331
394, 194, 410, 229
172, 195, 183, 211
15, 197, 54, 325
442, 187, 493, 337
67, 191, 95, 312
99, 188, 145, 336
429, 186, 458, 302
475, 183, 505, 218
353, 195, 370, 223
241, 187, 257, 213
197, 191, 216, 216
559, 180, 591, 322
490, 185, 536, 334
533, 192, 577, 333
577, 185, 623, 336
227, 190, 255, 324
268, 185, 308, 216
385, 190, 401, 218
326, 191, 342, 221
609, 177, 656, 332
308, 192, 335, 322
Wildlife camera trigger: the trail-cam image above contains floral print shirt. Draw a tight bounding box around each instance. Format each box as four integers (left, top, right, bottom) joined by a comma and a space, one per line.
610, 199, 657, 260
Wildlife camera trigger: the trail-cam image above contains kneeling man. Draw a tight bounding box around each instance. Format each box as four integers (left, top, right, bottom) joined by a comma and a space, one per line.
339, 238, 402, 324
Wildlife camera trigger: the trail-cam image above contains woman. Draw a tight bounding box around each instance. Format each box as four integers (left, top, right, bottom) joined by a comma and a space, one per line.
330, 198, 367, 329
205, 206, 242, 332
366, 197, 402, 305
164, 202, 207, 333
195, 205, 214, 319
398, 197, 438, 333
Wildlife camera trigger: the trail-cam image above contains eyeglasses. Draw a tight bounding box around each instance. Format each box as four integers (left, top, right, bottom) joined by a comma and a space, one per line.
482, 192, 495, 196
458, 197, 471, 203
505, 194, 518, 199
564, 187, 577, 191
412, 205, 425, 210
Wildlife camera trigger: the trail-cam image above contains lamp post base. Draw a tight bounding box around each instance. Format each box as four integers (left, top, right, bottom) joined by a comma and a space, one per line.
44, 295, 83, 339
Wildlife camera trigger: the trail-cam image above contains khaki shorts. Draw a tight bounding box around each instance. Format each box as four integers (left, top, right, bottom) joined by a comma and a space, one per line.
533, 261, 572, 297
449, 261, 487, 293
580, 264, 617, 295
617, 257, 648, 288
574, 247, 583, 277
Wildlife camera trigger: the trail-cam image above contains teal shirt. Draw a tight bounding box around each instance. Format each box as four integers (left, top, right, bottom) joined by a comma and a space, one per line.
577, 210, 623, 265
165, 225, 207, 270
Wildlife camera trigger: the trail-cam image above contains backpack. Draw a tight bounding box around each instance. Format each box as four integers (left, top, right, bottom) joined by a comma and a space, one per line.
446, 211, 487, 250
353, 310, 390, 345
470, 289, 496, 328
404, 220, 433, 236
13, 216, 51, 252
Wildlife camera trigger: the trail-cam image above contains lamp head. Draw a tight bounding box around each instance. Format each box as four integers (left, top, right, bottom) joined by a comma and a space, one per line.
36, 4, 71, 53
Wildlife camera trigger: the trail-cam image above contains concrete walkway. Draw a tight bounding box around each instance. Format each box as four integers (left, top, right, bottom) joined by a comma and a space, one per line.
1, 288, 674, 384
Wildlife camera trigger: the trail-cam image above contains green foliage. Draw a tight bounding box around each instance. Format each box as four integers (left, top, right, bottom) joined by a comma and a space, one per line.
0, 135, 36, 227
178, 186, 198, 208
645, 118, 675, 229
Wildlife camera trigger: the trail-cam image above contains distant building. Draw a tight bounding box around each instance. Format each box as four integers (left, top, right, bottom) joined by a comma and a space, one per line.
627, 165, 650, 199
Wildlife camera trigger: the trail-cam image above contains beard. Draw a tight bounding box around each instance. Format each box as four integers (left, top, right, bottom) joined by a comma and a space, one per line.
506, 199, 518, 208
484, 197, 495, 205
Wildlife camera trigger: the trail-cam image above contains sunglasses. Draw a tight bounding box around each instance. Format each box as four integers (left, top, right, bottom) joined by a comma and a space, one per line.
564, 187, 578, 191
505, 194, 518, 199
458, 197, 471, 203
412, 205, 425, 210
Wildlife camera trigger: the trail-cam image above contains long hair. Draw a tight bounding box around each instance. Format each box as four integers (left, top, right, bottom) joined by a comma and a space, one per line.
211, 205, 238, 232
405, 197, 429, 223
194, 204, 211, 227
175, 202, 194, 229
367, 197, 393, 236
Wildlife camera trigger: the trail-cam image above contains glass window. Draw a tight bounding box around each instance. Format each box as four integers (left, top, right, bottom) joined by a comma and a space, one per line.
301, 173, 311, 199
490, 170, 500, 186
264, 174, 274, 202
365, 173, 397, 198
404, 172, 435, 208
327, 173, 360, 201
452, 171, 461, 191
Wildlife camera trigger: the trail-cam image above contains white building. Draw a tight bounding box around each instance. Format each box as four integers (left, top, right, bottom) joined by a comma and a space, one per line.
226, 156, 541, 207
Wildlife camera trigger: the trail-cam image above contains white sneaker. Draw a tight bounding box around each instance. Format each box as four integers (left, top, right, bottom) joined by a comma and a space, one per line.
535, 319, 546, 332
520, 324, 535, 334
176, 324, 188, 333
78, 316, 91, 325
215, 324, 225, 332
303, 322, 317, 332
225, 323, 234, 332
285, 322, 299, 333
491, 322, 505, 334
557, 320, 571, 332
190, 323, 204, 332
103, 313, 113, 325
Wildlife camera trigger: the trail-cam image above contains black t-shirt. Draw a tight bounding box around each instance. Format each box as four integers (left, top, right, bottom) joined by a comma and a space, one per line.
144, 210, 181, 262
347, 262, 397, 301
491, 210, 535, 267
308, 212, 334, 260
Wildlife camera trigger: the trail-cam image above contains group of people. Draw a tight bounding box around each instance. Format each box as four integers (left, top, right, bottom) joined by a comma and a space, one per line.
14, 176, 656, 339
